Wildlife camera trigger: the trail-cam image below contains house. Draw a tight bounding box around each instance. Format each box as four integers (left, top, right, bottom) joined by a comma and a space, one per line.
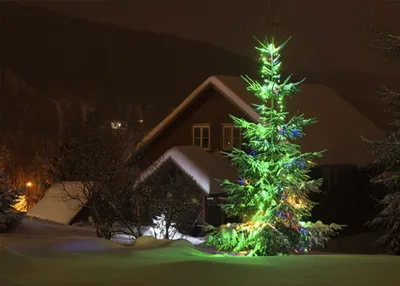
137, 75, 386, 230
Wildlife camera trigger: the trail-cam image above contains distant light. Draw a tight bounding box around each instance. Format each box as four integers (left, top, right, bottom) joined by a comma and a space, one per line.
138, 119, 144, 124
26, 181, 33, 187
111, 121, 122, 129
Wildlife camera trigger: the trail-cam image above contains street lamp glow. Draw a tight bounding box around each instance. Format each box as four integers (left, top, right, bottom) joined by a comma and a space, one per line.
26, 181, 33, 187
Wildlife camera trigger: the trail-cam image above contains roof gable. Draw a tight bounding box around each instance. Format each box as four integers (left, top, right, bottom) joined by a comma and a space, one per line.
137, 75, 259, 150
138, 146, 237, 195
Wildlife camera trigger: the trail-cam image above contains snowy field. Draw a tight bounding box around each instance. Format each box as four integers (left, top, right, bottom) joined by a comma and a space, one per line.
1, 219, 400, 286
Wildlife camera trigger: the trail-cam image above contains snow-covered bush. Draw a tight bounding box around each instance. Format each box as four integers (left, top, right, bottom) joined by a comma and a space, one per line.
148, 214, 185, 240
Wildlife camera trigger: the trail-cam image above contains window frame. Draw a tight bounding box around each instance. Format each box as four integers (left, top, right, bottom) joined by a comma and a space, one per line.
222, 123, 241, 150
192, 124, 211, 150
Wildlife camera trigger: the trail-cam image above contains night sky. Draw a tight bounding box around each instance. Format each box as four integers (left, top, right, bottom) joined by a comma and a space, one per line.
39, 0, 400, 74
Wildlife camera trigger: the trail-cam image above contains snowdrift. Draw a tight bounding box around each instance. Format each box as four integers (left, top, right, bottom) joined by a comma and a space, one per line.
4, 218, 398, 286
1, 232, 399, 286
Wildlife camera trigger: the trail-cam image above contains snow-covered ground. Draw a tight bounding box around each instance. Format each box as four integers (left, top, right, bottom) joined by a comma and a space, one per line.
1, 218, 399, 286
10, 217, 97, 237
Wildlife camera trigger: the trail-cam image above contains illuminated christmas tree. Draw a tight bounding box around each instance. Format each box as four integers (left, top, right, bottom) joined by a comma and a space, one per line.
206, 37, 342, 256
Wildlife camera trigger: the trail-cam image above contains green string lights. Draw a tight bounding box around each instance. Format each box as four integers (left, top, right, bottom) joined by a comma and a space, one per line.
206, 37, 342, 256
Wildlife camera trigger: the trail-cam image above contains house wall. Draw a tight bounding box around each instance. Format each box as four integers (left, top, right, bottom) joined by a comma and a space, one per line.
140, 85, 253, 169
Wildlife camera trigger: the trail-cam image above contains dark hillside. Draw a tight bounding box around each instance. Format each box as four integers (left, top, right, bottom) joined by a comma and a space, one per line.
0, 2, 256, 105
0, 2, 256, 164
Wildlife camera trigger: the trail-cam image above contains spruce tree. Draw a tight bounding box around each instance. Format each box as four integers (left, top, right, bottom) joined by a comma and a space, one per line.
0, 171, 21, 232
362, 24, 400, 255
362, 89, 400, 254
206, 37, 341, 256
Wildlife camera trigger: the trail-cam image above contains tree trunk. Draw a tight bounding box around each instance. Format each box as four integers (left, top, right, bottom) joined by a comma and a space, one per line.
165, 212, 173, 239
165, 220, 170, 239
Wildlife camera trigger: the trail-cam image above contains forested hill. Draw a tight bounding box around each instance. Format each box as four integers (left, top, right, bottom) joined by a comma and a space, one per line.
0, 2, 256, 105
0, 2, 257, 165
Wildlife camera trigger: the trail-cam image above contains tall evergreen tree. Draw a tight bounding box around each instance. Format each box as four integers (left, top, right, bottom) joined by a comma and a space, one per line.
362, 88, 400, 255
362, 24, 400, 255
206, 37, 341, 256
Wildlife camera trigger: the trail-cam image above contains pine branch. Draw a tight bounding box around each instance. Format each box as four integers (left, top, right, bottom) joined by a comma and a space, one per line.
369, 24, 400, 62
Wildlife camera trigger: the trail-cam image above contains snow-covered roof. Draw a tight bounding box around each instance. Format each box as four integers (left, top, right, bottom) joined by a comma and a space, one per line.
26, 181, 88, 225
138, 146, 237, 195
137, 75, 386, 167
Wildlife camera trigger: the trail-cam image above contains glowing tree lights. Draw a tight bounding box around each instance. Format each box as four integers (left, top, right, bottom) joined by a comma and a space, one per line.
206, 37, 342, 256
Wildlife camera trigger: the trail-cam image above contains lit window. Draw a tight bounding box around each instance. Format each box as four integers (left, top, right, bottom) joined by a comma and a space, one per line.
222, 124, 241, 150
111, 121, 122, 129
193, 124, 211, 149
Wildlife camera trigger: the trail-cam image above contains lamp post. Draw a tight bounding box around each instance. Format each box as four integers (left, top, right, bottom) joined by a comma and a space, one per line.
25, 181, 34, 209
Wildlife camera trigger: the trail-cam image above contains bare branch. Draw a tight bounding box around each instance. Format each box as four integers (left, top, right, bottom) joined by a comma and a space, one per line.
50, 116, 148, 238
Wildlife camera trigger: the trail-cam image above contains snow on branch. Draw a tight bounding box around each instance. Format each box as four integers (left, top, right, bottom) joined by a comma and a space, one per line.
369, 24, 400, 62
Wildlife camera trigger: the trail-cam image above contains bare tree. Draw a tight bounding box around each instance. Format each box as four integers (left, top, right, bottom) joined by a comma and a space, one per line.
50, 118, 150, 239
142, 160, 203, 239
51, 115, 205, 241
